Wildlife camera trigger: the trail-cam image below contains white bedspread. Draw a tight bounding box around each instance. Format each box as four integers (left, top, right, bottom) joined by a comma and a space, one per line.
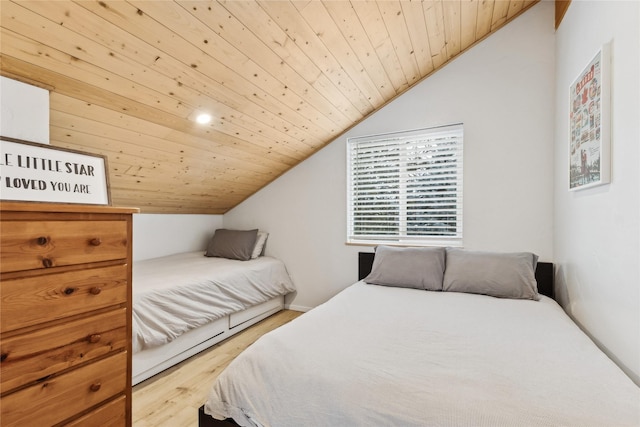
132, 252, 295, 353
205, 282, 640, 427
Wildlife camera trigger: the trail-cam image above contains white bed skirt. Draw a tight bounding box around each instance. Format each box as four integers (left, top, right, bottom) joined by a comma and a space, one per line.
133, 296, 284, 385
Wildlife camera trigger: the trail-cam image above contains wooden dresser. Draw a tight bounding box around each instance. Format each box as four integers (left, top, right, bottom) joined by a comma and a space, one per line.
0, 202, 138, 426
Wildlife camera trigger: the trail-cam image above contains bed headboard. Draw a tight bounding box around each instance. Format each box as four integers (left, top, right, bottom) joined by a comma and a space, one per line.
358, 252, 555, 300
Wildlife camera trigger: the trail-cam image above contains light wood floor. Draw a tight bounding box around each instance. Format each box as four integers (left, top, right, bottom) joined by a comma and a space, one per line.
132, 310, 303, 427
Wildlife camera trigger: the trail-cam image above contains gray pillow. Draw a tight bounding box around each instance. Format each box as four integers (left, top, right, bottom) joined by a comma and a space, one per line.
364, 245, 446, 291
443, 248, 539, 300
205, 229, 258, 261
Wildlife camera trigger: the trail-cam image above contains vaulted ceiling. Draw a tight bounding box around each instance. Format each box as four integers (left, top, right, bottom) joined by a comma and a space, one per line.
1, 0, 538, 213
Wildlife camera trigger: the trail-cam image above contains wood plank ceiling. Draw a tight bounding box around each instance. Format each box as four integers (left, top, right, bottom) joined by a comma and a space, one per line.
1, 0, 538, 214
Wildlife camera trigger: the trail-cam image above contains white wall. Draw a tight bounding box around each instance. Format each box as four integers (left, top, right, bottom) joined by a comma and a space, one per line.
554, 0, 640, 384
133, 214, 223, 261
224, 1, 556, 311
0, 77, 50, 144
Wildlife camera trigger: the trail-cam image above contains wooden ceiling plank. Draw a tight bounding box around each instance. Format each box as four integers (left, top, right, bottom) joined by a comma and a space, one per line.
49, 107, 289, 177
125, 0, 341, 142
323, 1, 397, 99
0, 55, 306, 167
422, 0, 448, 70
109, 187, 252, 214
3, 1, 218, 120
0, 54, 182, 133
109, 176, 258, 196
111, 194, 250, 213
377, 1, 422, 85
3, 8, 306, 164
111, 186, 228, 204
49, 126, 278, 186
0, 9, 193, 119
111, 188, 247, 204
112, 185, 250, 201
258, 0, 375, 116
399, 0, 436, 78
118, 177, 263, 196
107, 175, 261, 204
218, 0, 365, 125
50, 141, 279, 191
507, 0, 525, 19
2, 51, 306, 207
181, 0, 361, 128
475, 0, 496, 39
442, 0, 462, 61
460, 0, 480, 51
292, 1, 386, 108
49, 92, 301, 172
77, 161, 262, 199
76, 0, 331, 145
110, 196, 237, 214
110, 189, 244, 212
490, 0, 511, 30
350, 0, 409, 94
555, 0, 570, 29
51, 130, 173, 172
119, 204, 227, 214
18, 0, 324, 153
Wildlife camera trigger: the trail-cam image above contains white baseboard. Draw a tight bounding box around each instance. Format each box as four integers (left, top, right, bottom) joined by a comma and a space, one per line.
285, 303, 312, 312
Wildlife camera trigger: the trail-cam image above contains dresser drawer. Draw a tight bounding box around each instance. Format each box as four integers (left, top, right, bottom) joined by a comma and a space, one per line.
0, 352, 127, 427
1, 265, 127, 333
63, 395, 127, 427
0, 220, 128, 273
1, 308, 127, 393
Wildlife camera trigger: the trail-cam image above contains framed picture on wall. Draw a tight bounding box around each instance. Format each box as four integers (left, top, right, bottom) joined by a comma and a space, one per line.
569, 43, 611, 191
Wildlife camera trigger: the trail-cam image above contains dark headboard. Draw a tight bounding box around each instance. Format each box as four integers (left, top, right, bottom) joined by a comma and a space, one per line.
358, 252, 555, 300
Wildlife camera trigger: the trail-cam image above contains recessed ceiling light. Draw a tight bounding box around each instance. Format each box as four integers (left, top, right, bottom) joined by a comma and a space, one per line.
195, 113, 212, 124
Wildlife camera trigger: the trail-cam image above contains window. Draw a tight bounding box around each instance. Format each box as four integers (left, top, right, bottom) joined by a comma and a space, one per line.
347, 124, 463, 246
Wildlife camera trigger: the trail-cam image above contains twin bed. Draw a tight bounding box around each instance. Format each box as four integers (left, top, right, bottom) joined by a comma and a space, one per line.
199, 246, 640, 427
132, 229, 296, 385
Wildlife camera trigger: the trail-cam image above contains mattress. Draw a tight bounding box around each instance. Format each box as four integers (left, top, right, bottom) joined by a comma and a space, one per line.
132, 251, 295, 353
205, 281, 640, 426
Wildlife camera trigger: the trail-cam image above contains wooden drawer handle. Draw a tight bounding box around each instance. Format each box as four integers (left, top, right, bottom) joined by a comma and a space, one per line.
89, 287, 102, 295
42, 258, 53, 268
89, 382, 102, 392
89, 238, 102, 246
88, 334, 101, 344
36, 236, 49, 246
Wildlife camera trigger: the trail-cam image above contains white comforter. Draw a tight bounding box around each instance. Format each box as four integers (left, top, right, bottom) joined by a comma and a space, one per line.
206, 282, 640, 427
132, 252, 295, 353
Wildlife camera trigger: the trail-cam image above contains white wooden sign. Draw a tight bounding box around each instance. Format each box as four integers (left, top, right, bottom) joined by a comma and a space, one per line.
0, 137, 111, 205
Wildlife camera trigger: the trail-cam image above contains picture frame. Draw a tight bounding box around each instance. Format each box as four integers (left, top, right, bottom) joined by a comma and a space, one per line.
569, 43, 611, 191
0, 136, 111, 205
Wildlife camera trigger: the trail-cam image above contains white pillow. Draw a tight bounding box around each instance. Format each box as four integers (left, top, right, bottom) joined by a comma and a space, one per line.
251, 231, 269, 259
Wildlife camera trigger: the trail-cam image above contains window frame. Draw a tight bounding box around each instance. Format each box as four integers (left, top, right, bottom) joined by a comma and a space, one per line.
346, 123, 464, 247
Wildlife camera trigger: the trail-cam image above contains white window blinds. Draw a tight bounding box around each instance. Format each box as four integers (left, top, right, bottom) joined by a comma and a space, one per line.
347, 124, 463, 246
